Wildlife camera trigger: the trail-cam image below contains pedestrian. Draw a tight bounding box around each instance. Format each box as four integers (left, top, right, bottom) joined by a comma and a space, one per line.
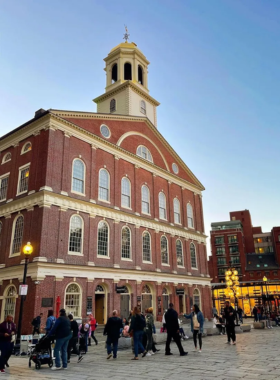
145, 307, 155, 356
0, 315, 17, 374
129, 306, 147, 360
122, 318, 130, 337
47, 308, 72, 370
223, 301, 236, 345
178, 318, 189, 340
264, 312, 273, 329
67, 314, 83, 363
212, 306, 218, 317
213, 314, 225, 335
31, 313, 43, 335
79, 322, 90, 354
88, 314, 98, 346
45, 310, 56, 335
165, 303, 188, 357
237, 307, 243, 324
183, 304, 204, 352
104, 310, 123, 360
257, 306, 262, 322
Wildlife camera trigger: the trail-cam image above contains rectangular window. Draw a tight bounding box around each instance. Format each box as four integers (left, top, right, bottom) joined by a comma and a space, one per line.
218, 268, 226, 276
215, 236, 224, 245
230, 256, 240, 264
229, 246, 239, 254
217, 257, 226, 265
216, 247, 225, 255
0, 174, 9, 201
228, 235, 238, 244
17, 164, 30, 195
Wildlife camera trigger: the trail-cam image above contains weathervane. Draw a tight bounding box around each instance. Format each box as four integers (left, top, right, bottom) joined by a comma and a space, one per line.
123, 25, 129, 42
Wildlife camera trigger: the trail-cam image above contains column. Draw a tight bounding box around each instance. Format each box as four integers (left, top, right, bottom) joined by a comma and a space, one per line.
170, 235, 177, 274
167, 181, 172, 222
114, 156, 120, 209
199, 195, 205, 234
61, 132, 71, 194
90, 144, 98, 202
152, 174, 157, 220
135, 225, 141, 269
134, 165, 140, 215
88, 214, 96, 265
180, 187, 185, 227
113, 221, 121, 268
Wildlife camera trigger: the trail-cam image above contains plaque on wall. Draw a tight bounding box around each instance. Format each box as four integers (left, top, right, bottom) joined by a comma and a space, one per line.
41, 298, 53, 307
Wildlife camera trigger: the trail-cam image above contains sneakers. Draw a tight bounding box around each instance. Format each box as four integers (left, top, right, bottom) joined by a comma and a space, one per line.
199, 349, 202, 353
225, 341, 230, 344
0, 369, 5, 374
107, 354, 112, 360
180, 352, 188, 356
77, 356, 83, 363
146, 353, 152, 357
142, 351, 147, 358
165, 352, 173, 355
51, 366, 62, 370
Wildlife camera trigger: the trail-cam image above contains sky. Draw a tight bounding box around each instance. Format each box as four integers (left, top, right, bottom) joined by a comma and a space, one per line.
0, 0, 280, 256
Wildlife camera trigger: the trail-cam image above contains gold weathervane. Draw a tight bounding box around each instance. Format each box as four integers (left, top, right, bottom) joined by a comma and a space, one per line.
123, 25, 130, 42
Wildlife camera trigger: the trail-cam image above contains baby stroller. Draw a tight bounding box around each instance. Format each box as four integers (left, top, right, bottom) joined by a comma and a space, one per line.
29, 335, 53, 370
79, 333, 87, 354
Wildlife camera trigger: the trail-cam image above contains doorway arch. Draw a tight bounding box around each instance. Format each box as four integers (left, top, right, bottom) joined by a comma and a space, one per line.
141, 284, 153, 312
1, 285, 17, 322
95, 284, 107, 324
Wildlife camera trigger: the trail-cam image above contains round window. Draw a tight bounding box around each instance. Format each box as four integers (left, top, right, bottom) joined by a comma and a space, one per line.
172, 163, 179, 174
100, 125, 111, 138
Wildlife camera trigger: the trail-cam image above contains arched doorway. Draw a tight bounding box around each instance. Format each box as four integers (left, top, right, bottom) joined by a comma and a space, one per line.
141, 285, 152, 312
65, 283, 82, 318
1, 285, 17, 322
120, 286, 130, 319
162, 288, 169, 312
95, 285, 106, 324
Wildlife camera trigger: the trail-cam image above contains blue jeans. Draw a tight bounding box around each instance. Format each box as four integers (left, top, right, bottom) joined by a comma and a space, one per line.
54, 334, 72, 368
133, 330, 145, 358
107, 337, 118, 358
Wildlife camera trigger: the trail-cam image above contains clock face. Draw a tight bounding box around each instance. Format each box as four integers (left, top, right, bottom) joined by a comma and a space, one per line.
100, 125, 110, 138
172, 163, 179, 174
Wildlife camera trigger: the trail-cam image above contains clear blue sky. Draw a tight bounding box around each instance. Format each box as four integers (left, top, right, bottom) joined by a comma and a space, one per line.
1, 0, 279, 256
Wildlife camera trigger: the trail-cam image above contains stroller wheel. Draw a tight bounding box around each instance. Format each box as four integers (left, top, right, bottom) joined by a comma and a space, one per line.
35, 361, 41, 370
48, 361, 53, 368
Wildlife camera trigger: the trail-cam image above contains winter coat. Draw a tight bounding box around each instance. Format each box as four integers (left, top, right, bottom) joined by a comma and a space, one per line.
183, 311, 204, 334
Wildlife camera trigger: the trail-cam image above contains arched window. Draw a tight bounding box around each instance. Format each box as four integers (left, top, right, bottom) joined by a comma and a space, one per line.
161, 235, 168, 264
174, 198, 181, 224
11, 215, 24, 255
121, 178, 131, 208
68, 215, 83, 254
21, 142, 32, 154
136, 146, 153, 162
72, 159, 85, 194
110, 98, 116, 113
124, 62, 132, 80
112, 63, 118, 83
138, 65, 143, 85
98, 221, 109, 256
141, 185, 150, 214
140, 100, 146, 115
2, 152, 11, 164
121, 226, 131, 259
190, 243, 197, 268
142, 231, 151, 262
187, 203, 194, 228
65, 283, 81, 317
176, 239, 184, 266
142, 284, 151, 294
193, 288, 201, 310
99, 169, 110, 201
96, 284, 105, 292
159, 192, 167, 220
3, 285, 17, 320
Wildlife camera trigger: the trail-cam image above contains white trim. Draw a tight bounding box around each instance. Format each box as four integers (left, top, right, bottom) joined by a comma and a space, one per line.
71, 158, 86, 196
0, 172, 10, 202
190, 242, 198, 269
97, 220, 110, 258
68, 214, 84, 256
173, 198, 181, 225
160, 234, 169, 265
1, 153, 11, 164
16, 163, 30, 196
100, 124, 111, 139
187, 203, 194, 229
159, 192, 167, 221
1, 284, 17, 322
9, 214, 24, 257
193, 288, 201, 311
141, 184, 150, 215
20, 141, 32, 155
176, 238, 184, 267
98, 168, 110, 202
121, 225, 131, 260
121, 177, 131, 209
64, 282, 82, 318
142, 230, 152, 263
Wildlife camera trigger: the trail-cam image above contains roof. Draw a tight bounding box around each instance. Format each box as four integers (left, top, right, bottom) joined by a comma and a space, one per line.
211, 220, 243, 231
110, 41, 142, 53
246, 253, 278, 270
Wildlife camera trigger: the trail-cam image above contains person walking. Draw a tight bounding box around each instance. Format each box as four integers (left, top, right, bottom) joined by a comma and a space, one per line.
0, 315, 17, 374
252, 306, 258, 322
88, 314, 98, 345
223, 301, 236, 345
47, 309, 72, 370
31, 313, 43, 335
183, 304, 204, 352
67, 314, 83, 363
104, 310, 123, 360
145, 307, 155, 356
165, 303, 188, 357
129, 307, 147, 360
237, 307, 243, 324
45, 310, 56, 335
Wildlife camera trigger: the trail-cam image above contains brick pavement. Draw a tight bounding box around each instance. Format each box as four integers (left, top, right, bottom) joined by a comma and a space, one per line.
5, 328, 280, 380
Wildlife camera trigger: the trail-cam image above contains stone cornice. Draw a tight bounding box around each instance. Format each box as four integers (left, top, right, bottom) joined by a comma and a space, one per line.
0, 191, 207, 243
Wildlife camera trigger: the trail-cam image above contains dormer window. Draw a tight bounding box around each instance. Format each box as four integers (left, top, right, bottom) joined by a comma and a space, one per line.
112, 63, 118, 83
110, 98, 116, 113
2, 152, 11, 164
140, 100, 146, 115
136, 145, 153, 162
138, 65, 143, 85
124, 63, 132, 80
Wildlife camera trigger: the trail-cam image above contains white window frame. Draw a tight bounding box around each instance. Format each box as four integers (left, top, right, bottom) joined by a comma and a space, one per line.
97, 220, 110, 258
187, 203, 194, 229
193, 288, 201, 311
16, 163, 30, 196
68, 214, 84, 256
190, 242, 198, 269
121, 177, 131, 209
1, 152, 11, 164
142, 231, 152, 263
141, 185, 150, 215
176, 239, 184, 267
140, 100, 146, 115
71, 158, 86, 196
159, 192, 167, 220
136, 146, 153, 163
64, 283, 82, 318
121, 226, 132, 260
173, 198, 181, 224
1, 285, 17, 322
161, 235, 169, 265
98, 169, 110, 203
9, 214, 24, 257
0, 172, 10, 202
21, 142, 32, 155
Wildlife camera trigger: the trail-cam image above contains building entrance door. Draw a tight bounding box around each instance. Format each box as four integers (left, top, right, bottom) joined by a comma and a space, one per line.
120, 294, 130, 319
95, 294, 105, 324
179, 295, 184, 314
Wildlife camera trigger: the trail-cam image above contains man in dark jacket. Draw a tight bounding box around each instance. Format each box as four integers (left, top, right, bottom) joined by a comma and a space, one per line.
0, 315, 17, 374
104, 310, 123, 359
223, 301, 236, 345
32, 313, 43, 335
165, 303, 188, 356
67, 314, 83, 364
48, 309, 72, 370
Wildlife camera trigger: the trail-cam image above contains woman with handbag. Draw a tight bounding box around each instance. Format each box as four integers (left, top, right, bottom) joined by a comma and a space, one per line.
183, 304, 204, 353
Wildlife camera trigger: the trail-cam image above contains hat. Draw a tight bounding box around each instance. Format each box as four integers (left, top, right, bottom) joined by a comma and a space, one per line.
84, 323, 89, 331
59, 309, 66, 313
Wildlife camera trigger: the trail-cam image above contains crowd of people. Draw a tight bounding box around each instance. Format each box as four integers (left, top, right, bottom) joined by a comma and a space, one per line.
252, 306, 280, 328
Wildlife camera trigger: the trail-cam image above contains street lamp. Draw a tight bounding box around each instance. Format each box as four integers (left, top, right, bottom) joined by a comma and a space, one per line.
15, 242, 33, 353
263, 276, 269, 312
224, 261, 240, 309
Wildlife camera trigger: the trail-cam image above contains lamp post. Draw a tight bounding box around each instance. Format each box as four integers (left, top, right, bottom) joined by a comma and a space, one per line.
263, 276, 269, 312
224, 261, 240, 310
15, 242, 33, 353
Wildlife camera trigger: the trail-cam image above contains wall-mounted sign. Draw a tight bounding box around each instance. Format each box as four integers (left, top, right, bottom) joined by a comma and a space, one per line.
116, 286, 126, 294
176, 288, 185, 295
41, 298, 53, 307
19, 285, 28, 296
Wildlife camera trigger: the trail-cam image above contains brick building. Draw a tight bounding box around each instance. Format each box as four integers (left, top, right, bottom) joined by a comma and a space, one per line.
0, 40, 212, 332
209, 210, 280, 314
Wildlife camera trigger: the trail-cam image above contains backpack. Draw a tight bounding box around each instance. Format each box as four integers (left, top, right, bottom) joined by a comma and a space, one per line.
31, 317, 37, 326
